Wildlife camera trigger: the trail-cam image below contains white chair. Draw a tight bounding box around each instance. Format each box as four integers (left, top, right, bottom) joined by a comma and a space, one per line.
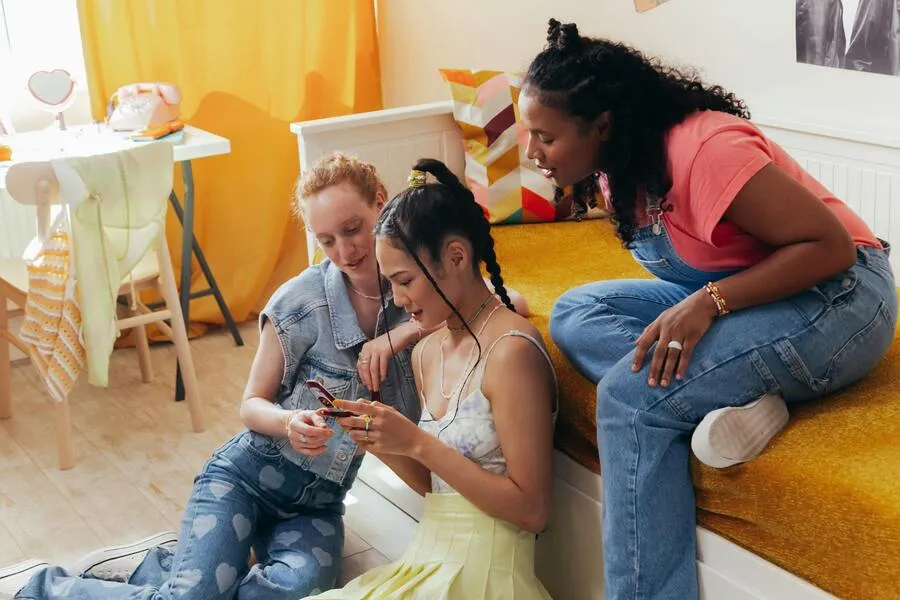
0, 147, 205, 470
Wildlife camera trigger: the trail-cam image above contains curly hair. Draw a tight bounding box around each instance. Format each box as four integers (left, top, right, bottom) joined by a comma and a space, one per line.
523, 19, 750, 245
293, 152, 388, 220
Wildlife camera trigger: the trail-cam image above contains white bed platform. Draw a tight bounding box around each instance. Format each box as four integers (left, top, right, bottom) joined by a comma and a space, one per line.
291, 101, 900, 599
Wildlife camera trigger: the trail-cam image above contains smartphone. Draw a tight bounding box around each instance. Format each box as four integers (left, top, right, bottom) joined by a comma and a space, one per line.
306, 380, 355, 417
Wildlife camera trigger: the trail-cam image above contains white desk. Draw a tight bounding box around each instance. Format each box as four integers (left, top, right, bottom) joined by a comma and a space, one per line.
0, 125, 230, 181
1, 124, 243, 398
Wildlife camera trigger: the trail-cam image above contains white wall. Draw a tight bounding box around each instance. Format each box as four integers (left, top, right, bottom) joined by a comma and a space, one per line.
5, 90, 93, 133
378, 0, 900, 143
1, 0, 93, 133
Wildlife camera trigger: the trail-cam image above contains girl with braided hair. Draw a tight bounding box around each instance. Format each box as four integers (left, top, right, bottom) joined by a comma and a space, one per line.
306, 159, 557, 599
521, 18, 896, 599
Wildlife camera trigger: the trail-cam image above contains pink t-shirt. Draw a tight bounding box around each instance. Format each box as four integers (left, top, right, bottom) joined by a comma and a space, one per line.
646, 111, 880, 271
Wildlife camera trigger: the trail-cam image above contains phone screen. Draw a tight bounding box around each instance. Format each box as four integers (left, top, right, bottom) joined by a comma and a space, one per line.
306, 380, 355, 417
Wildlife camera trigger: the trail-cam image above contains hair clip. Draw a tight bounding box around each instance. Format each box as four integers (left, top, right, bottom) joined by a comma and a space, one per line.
407, 169, 427, 188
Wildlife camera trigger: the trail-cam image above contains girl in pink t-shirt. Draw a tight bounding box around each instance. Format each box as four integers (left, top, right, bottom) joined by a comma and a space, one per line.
519, 18, 897, 600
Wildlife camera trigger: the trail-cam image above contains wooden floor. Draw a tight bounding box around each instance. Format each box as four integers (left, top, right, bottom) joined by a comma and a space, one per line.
0, 322, 416, 585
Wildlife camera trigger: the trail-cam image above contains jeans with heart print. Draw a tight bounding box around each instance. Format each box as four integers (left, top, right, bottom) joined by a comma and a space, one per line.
16, 429, 359, 599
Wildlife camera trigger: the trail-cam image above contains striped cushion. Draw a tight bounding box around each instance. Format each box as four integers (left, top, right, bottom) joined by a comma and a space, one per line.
439, 68, 606, 225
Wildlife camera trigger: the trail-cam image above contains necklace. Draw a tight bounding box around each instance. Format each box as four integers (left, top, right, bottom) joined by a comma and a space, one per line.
346, 279, 381, 301
438, 301, 503, 401
447, 293, 494, 332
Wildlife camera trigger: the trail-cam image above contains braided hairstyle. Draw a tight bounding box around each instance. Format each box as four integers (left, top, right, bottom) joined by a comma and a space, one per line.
374, 158, 515, 318
375, 159, 515, 431
523, 19, 750, 245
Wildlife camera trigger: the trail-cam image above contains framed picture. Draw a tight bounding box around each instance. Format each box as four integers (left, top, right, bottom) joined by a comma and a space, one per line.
796, 0, 900, 76
634, 0, 673, 13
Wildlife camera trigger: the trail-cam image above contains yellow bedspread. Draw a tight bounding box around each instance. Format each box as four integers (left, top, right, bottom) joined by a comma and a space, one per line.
492, 219, 900, 599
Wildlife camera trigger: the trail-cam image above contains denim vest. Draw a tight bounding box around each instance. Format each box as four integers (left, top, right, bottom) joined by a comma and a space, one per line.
257, 259, 419, 485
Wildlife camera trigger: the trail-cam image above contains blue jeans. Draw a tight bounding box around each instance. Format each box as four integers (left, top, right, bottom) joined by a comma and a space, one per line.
550, 223, 897, 600
17, 430, 358, 600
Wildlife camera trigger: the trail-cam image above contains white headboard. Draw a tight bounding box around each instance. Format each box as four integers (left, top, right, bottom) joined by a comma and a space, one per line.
290, 102, 900, 274
289, 102, 465, 265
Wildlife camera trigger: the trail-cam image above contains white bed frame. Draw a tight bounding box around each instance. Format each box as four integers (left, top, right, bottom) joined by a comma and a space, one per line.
291, 101, 900, 599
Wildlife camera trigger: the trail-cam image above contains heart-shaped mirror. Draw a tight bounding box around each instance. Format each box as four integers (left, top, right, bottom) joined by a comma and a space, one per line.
26, 69, 76, 130
27, 69, 76, 108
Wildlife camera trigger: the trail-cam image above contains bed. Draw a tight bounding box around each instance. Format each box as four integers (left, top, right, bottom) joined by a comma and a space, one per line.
291, 101, 900, 600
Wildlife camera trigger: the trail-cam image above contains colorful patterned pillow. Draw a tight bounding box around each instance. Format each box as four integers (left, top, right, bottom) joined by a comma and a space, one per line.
439, 68, 606, 225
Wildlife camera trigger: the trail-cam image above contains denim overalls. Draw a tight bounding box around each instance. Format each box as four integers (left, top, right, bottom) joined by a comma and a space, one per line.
550, 200, 897, 600
18, 259, 420, 600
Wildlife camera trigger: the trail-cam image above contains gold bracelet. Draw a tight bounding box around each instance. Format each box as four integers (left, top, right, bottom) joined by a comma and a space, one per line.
704, 282, 730, 317
283, 410, 295, 436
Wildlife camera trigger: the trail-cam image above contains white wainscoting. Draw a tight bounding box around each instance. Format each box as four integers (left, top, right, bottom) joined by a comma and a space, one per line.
757, 117, 900, 274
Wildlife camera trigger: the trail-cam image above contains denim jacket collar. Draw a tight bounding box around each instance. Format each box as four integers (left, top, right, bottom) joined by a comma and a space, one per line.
323, 260, 394, 350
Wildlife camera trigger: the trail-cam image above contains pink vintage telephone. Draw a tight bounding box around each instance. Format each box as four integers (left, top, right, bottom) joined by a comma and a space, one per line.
107, 82, 181, 132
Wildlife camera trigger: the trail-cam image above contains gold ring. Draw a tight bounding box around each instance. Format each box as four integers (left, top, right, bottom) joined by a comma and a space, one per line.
363, 415, 372, 431
364, 430, 370, 442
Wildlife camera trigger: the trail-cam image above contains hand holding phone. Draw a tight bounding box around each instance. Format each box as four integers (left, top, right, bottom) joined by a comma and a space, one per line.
306, 380, 357, 417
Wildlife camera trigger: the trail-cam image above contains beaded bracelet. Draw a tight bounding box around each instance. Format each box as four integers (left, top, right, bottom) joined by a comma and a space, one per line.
704, 282, 730, 317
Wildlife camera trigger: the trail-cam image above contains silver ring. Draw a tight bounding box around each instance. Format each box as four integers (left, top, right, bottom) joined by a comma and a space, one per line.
298, 433, 307, 443
358, 356, 370, 364
667, 340, 684, 352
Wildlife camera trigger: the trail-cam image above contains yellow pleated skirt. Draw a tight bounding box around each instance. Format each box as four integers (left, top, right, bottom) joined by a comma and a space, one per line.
306, 492, 553, 599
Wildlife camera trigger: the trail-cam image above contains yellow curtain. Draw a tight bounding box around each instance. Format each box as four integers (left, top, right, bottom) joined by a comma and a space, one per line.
76, 0, 382, 334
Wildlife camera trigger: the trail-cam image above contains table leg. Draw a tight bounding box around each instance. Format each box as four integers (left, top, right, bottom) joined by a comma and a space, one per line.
168, 160, 245, 401
176, 162, 194, 401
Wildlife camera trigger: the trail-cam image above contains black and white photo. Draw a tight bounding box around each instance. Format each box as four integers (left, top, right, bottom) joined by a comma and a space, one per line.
796, 0, 900, 76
